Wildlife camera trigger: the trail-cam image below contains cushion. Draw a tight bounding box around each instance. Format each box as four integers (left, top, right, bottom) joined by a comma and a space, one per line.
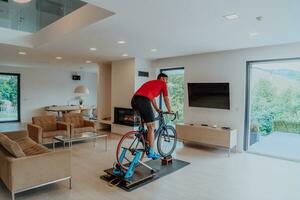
16, 137, 50, 156
0, 134, 26, 158
64, 114, 85, 128
43, 130, 67, 138
32, 115, 57, 132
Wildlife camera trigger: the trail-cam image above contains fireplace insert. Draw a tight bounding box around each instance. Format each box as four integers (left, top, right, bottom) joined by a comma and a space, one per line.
114, 107, 140, 126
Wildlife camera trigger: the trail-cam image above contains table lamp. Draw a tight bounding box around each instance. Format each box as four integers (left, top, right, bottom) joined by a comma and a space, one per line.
74, 85, 90, 105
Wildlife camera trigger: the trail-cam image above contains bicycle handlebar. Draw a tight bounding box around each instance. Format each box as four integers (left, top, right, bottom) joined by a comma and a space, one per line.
157, 111, 178, 121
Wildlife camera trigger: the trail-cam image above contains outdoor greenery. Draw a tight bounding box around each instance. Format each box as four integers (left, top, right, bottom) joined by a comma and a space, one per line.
167, 74, 184, 124
0, 74, 18, 121
0, 75, 18, 106
251, 79, 300, 135
160, 71, 184, 125
273, 121, 300, 133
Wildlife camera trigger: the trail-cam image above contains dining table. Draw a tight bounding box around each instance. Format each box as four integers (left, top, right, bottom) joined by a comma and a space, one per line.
45, 105, 94, 118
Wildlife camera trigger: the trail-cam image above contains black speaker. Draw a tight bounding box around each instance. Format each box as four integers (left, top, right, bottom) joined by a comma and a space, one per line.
138, 71, 149, 77
72, 75, 81, 80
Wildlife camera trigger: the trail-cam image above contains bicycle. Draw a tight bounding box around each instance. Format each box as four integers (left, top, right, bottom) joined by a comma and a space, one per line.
113, 111, 177, 178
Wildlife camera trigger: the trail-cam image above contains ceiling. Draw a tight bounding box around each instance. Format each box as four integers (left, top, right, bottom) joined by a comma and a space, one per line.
0, 0, 300, 71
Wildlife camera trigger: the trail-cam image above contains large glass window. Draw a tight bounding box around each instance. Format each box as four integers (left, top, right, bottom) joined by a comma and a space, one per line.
159, 67, 185, 126
0, 73, 20, 122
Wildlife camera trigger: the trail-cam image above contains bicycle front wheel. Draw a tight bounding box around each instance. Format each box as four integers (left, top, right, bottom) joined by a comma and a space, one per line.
157, 125, 177, 157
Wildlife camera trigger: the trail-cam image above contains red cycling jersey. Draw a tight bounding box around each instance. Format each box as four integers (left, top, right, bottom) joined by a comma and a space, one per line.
134, 80, 168, 100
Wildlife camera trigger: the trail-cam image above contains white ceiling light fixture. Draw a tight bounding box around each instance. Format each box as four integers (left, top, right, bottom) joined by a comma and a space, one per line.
56, 56, 63, 60
89, 47, 97, 51
86, 60, 92, 64
256, 16, 263, 21
122, 53, 128, 57
150, 48, 158, 52
13, 0, 32, 3
249, 32, 260, 37
117, 40, 126, 44
223, 13, 239, 20
18, 51, 27, 55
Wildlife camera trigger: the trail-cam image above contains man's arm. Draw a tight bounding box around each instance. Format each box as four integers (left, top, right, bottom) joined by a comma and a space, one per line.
163, 96, 172, 113
151, 99, 161, 112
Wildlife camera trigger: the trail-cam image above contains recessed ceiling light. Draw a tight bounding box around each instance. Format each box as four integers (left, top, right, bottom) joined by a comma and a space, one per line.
18, 51, 26, 55
13, 0, 32, 3
86, 60, 92, 64
223, 13, 239, 20
117, 40, 126, 44
150, 48, 158, 52
122, 54, 128, 57
256, 16, 263, 21
56, 56, 63, 60
89, 47, 97, 51
249, 32, 259, 37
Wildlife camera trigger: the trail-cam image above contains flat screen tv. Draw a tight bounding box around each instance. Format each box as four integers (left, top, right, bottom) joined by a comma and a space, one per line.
188, 83, 230, 109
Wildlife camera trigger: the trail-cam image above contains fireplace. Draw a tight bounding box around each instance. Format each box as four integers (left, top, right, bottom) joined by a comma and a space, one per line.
114, 107, 140, 126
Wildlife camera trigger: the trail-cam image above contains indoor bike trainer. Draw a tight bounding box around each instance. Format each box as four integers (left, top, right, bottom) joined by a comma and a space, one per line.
100, 112, 190, 191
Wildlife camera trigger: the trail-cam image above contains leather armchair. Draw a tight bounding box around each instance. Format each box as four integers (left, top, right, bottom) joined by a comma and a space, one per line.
63, 113, 96, 137
27, 115, 69, 144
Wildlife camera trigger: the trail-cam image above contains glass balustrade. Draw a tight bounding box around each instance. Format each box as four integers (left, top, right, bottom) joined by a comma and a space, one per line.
0, 0, 87, 33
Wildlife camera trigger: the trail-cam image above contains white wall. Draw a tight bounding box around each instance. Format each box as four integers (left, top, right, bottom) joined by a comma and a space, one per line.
135, 58, 154, 90
0, 66, 97, 122
152, 42, 300, 151
97, 63, 112, 120
111, 58, 136, 134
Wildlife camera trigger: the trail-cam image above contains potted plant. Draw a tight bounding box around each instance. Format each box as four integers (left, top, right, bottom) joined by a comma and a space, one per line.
250, 122, 260, 145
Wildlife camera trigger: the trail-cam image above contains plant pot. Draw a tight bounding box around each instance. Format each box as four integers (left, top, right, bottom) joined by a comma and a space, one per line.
250, 132, 260, 145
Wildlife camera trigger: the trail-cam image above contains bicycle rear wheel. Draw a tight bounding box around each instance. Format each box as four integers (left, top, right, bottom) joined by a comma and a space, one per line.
116, 131, 146, 171
157, 125, 177, 157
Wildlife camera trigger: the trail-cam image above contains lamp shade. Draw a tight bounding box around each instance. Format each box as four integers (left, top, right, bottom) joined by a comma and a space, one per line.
74, 85, 90, 95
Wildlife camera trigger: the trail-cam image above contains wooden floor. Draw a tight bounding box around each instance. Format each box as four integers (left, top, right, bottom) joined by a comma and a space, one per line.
0, 133, 299, 200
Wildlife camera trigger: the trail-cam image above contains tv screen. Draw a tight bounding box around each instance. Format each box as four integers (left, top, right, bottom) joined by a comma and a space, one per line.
188, 83, 230, 109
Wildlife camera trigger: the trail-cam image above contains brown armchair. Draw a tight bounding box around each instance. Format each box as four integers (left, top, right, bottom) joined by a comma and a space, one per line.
63, 113, 96, 137
27, 115, 69, 144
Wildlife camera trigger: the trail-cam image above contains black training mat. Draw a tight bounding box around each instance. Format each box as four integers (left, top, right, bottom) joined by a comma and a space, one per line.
100, 159, 190, 191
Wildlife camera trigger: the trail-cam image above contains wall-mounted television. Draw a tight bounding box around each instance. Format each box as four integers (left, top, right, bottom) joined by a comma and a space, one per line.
188, 83, 230, 109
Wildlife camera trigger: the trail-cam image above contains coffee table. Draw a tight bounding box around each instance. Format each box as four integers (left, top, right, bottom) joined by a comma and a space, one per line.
53, 132, 108, 151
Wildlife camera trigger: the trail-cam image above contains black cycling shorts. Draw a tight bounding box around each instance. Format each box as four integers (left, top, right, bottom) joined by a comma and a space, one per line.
131, 95, 155, 123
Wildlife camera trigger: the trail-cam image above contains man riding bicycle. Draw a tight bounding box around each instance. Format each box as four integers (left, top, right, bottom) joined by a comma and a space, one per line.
131, 73, 173, 160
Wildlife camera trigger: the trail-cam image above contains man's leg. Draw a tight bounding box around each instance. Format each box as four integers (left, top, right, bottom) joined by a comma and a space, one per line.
146, 122, 155, 147
146, 122, 160, 159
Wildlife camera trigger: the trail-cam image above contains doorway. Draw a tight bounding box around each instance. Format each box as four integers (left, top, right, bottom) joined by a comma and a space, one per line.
159, 67, 184, 126
245, 58, 300, 161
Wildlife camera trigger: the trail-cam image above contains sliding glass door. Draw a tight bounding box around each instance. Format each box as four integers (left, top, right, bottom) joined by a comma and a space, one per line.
245, 59, 300, 161
0, 73, 20, 122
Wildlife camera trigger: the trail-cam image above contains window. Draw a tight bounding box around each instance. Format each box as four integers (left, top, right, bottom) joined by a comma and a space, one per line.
159, 67, 185, 126
0, 73, 20, 122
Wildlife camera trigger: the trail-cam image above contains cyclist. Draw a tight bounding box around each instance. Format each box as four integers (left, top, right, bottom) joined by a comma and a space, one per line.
131, 73, 173, 159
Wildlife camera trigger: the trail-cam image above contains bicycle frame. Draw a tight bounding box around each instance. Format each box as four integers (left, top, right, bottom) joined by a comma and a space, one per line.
138, 111, 176, 141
